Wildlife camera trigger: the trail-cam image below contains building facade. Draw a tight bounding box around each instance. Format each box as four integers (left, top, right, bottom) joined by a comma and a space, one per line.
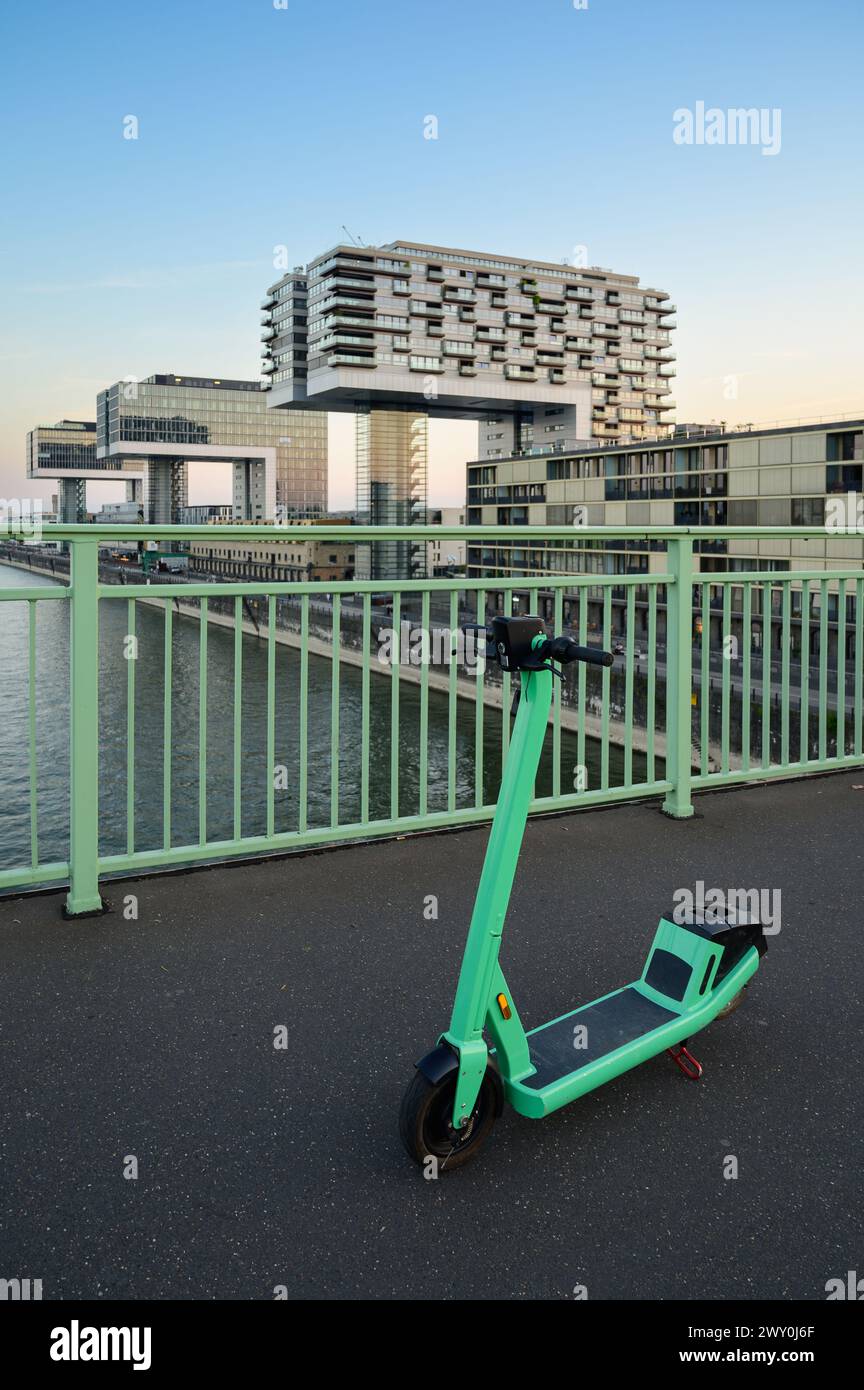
26, 419, 142, 524
466, 419, 864, 659
188, 521, 355, 583
262, 241, 675, 443
96, 374, 327, 525
354, 409, 428, 580
428, 507, 467, 575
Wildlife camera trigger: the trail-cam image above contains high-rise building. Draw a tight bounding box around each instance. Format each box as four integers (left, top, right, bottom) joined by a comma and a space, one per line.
96, 374, 327, 524
261, 240, 675, 442
261, 241, 674, 579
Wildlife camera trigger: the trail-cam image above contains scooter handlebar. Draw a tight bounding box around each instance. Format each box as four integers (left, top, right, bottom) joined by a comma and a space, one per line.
542, 636, 615, 668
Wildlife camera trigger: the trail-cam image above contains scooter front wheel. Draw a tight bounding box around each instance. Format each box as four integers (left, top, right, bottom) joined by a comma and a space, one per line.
399, 1067, 497, 1172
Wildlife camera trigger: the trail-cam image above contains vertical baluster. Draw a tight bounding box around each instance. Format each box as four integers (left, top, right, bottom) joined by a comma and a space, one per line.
330, 593, 341, 828
198, 598, 208, 845
418, 589, 429, 816
646, 584, 657, 785
700, 582, 710, 776
362, 592, 372, 823
163, 601, 173, 851
267, 594, 276, 838
837, 578, 846, 758
855, 579, 863, 758
741, 584, 752, 771
780, 581, 791, 766
721, 584, 731, 775
474, 588, 485, 809
233, 596, 242, 840
552, 588, 563, 798
601, 587, 611, 790
391, 592, 401, 819
761, 583, 771, 769
501, 591, 511, 773
819, 579, 828, 761
799, 581, 810, 764
126, 597, 136, 855
577, 585, 587, 782
28, 600, 38, 870
299, 594, 309, 832
624, 586, 635, 787
447, 589, 458, 812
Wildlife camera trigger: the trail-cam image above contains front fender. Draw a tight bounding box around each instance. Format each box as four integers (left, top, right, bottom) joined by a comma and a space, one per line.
415, 1042, 504, 1117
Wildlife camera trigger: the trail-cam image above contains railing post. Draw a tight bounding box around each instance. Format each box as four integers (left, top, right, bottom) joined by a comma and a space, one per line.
662, 535, 695, 819
65, 539, 104, 916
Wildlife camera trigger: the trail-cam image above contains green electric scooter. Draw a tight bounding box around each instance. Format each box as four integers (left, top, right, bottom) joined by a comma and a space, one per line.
399, 615, 767, 1170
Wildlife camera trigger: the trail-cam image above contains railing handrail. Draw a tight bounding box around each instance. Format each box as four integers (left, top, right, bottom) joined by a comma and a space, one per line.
3, 523, 860, 543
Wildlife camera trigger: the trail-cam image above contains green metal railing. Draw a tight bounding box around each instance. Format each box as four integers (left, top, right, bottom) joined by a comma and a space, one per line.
0, 523, 861, 915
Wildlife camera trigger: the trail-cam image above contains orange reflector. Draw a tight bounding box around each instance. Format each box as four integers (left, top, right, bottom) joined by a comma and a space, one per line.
497, 993, 512, 1020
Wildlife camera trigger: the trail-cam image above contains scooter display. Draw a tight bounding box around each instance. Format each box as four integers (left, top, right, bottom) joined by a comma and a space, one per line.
399, 615, 767, 1170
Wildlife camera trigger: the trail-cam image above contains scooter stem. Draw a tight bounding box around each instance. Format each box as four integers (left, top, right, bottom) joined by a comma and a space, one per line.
445, 665, 553, 1049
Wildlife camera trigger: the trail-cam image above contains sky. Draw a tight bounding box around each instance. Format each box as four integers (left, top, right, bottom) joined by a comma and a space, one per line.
1, 0, 862, 510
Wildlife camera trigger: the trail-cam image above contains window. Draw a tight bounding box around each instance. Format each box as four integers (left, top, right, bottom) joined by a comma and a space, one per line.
791, 498, 825, 525
826, 464, 863, 493
827, 431, 863, 462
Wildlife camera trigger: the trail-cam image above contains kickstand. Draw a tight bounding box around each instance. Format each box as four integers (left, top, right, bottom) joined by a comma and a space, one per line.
666, 1043, 703, 1081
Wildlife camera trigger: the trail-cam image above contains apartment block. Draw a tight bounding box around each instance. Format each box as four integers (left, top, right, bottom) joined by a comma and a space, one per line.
466, 419, 864, 661
261, 242, 675, 445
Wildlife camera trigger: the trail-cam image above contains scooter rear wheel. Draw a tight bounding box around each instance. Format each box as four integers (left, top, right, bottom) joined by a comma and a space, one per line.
399, 1068, 497, 1172
715, 985, 748, 1019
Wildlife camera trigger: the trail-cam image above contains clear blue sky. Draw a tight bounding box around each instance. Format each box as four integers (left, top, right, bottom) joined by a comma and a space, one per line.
1, 0, 862, 507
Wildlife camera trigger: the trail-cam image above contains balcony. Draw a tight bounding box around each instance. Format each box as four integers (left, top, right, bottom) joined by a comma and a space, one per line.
328, 353, 377, 367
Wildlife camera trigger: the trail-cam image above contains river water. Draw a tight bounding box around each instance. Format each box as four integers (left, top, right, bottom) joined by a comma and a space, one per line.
0, 564, 639, 873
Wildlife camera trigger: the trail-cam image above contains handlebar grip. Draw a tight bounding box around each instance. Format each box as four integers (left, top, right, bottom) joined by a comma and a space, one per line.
570, 643, 615, 668
546, 636, 614, 667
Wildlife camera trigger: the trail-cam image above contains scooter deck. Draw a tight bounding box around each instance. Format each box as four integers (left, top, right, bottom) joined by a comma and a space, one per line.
502, 945, 760, 1120
519, 986, 676, 1089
